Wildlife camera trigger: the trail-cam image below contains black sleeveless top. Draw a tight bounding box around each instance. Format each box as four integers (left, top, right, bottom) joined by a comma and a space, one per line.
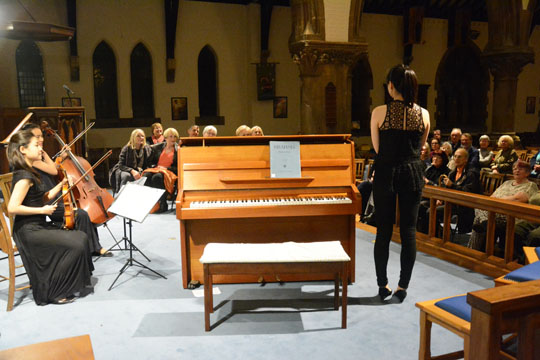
374, 100, 425, 192
12, 170, 47, 231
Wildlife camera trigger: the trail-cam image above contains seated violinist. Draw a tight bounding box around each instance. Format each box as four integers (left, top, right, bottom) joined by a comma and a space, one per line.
143, 128, 179, 213
8, 129, 94, 305
22, 123, 111, 257
109, 129, 152, 195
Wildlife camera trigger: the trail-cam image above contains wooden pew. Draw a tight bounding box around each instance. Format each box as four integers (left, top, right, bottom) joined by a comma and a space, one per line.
396, 185, 540, 278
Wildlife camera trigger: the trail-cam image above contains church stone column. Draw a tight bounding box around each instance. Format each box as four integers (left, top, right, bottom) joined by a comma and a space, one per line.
289, 41, 367, 134
483, 0, 537, 134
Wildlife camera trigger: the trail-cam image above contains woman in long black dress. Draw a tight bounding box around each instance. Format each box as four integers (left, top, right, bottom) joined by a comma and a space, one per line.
370, 64, 430, 302
7, 130, 94, 305
21, 122, 111, 257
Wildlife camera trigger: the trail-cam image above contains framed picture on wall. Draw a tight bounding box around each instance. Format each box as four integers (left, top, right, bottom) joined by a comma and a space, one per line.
273, 96, 287, 118
171, 97, 188, 120
526, 96, 536, 114
62, 97, 81, 107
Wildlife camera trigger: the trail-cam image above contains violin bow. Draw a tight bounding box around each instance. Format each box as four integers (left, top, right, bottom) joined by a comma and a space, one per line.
0, 113, 33, 147
52, 150, 112, 206
51, 121, 95, 160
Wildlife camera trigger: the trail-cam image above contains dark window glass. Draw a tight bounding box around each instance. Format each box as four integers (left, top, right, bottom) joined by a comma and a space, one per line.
93, 41, 119, 119
198, 45, 218, 117
130, 43, 154, 118
16, 41, 46, 108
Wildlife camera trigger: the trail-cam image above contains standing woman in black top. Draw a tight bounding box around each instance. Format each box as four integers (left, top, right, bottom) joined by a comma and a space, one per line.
7, 130, 93, 305
370, 64, 430, 302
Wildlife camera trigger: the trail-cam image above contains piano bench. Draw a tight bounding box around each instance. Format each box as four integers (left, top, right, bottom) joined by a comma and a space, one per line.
199, 241, 351, 331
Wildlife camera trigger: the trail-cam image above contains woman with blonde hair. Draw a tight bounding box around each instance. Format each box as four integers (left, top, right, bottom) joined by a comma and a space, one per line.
202, 125, 217, 137
143, 128, 179, 213
109, 129, 152, 194
236, 125, 251, 136
490, 135, 518, 174
251, 126, 264, 136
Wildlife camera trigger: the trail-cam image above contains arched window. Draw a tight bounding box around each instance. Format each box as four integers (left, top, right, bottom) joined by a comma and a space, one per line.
130, 43, 154, 119
198, 45, 218, 117
93, 41, 119, 120
350, 58, 373, 136
16, 41, 46, 108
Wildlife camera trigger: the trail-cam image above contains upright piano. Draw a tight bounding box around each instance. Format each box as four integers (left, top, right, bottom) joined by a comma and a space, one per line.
175, 135, 361, 288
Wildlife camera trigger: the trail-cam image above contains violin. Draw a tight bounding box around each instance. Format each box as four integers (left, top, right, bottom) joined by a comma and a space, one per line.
42, 122, 115, 225
55, 158, 76, 230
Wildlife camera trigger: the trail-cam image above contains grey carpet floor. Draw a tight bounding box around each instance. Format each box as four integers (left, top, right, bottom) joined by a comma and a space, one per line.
0, 210, 493, 359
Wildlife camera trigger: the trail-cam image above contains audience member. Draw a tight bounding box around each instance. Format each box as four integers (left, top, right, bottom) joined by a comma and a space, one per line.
146, 122, 164, 145
202, 126, 217, 137
187, 125, 200, 137
468, 160, 537, 251
441, 141, 455, 171
143, 128, 179, 213
491, 135, 518, 174
109, 129, 152, 194
432, 129, 441, 143
529, 147, 540, 178
430, 138, 442, 159
251, 126, 264, 136
420, 142, 431, 170
478, 135, 493, 169
513, 193, 540, 264
236, 125, 251, 136
449, 128, 462, 154
460, 132, 479, 169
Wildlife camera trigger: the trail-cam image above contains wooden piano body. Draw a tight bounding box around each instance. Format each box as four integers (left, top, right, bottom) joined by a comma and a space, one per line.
175, 135, 361, 288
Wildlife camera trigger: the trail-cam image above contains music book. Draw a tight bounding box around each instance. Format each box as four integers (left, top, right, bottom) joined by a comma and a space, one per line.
108, 183, 164, 223
269, 141, 301, 178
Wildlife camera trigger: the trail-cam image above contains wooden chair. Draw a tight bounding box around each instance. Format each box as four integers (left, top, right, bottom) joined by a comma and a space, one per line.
523, 246, 540, 264
0, 172, 14, 231
479, 170, 505, 196
516, 149, 529, 161
354, 158, 365, 184
417, 280, 540, 360
0, 205, 29, 311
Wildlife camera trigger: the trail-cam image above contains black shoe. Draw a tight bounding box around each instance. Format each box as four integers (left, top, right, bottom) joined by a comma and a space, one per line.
100, 251, 113, 257
378, 286, 392, 301
393, 289, 407, 303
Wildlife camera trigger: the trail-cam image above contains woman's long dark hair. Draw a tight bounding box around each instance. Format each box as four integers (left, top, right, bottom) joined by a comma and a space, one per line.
8, 129, 41, 183
386, 64, 418, 107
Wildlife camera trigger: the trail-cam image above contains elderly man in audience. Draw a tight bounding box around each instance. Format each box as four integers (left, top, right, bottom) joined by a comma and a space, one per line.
449, 128, 462, 154
490, 135, 518, 174
425, 148, 480, 236
478, 135, 493, 169
513, 193, 540, 264
202, 126, 217, 137
187, 125, 200, 137
416, 152, 450, 233
460, 132, 479, 170
468, 160, 538, 251
432, 129, 442, 143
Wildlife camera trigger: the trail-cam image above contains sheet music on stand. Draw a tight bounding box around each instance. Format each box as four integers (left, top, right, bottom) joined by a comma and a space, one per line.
109, 182, 163, 223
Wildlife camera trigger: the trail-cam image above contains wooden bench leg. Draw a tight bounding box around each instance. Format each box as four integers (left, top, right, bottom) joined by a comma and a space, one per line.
334, 273, 339, 310
341, 264, 347, 329
204, 264, 211, 331
418, 311, 432, 359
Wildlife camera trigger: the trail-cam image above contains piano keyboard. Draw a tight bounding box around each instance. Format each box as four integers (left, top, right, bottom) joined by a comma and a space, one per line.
190, 195, 352, 208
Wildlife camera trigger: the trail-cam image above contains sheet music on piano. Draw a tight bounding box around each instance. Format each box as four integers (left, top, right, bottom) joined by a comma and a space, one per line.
269, 141, 301, 178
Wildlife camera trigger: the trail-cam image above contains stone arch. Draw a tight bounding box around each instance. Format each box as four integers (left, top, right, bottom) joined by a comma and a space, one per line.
350, 56, 373, 135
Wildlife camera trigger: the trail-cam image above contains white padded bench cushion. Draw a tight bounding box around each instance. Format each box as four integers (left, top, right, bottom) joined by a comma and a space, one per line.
199, 241, 351, 264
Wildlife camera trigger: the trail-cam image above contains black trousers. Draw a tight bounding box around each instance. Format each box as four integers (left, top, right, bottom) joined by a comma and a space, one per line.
373, 184, 422, 289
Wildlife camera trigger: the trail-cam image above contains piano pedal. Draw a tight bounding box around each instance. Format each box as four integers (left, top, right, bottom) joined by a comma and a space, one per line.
187, 280, 200, 289
258, 276, 266, 286
276, 275, 284, 286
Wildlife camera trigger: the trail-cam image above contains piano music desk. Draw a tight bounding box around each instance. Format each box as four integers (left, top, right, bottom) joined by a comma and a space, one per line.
199, 241, 351, 331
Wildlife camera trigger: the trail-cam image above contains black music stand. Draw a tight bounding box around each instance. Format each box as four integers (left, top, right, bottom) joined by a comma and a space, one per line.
107, 183, 167, 290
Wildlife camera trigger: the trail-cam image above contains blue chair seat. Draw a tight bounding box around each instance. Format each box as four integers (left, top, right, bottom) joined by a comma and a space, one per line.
435, 295, 471, 322
503, 261, 540, 282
